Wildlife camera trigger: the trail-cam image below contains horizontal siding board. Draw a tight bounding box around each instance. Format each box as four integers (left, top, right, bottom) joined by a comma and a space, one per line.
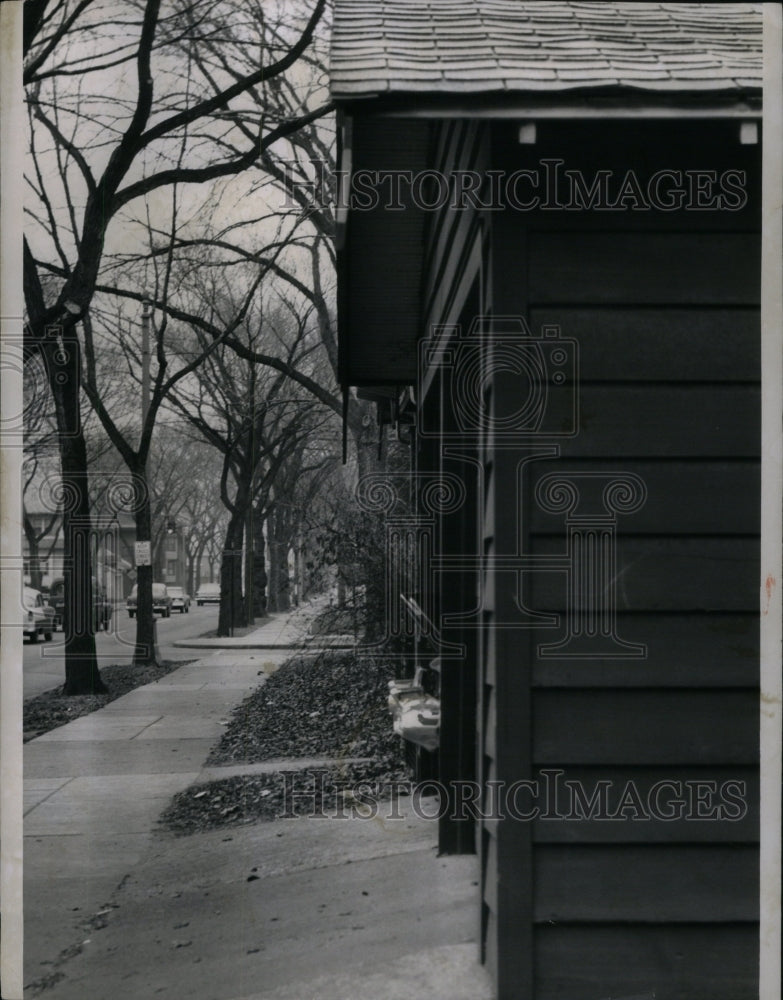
560, 385, 759, 458
531, 612, 759, 687
526, 537, 759, 612
533, 689, 758, 765
534, 845, 758, 922
529, 307, 760, 382
534, 924, 758, 1000
527, 460, 760, 535
528, 232, 760, 306
529, 766, 758, 843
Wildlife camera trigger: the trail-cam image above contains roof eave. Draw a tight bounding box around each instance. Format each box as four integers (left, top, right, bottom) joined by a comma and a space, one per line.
331, 85, 763, 118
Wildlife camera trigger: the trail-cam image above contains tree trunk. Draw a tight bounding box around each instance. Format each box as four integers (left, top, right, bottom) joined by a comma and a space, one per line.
153, 530, 166, 581
23, 511, 43, 590
244, 501, 254, 627
189, 539, 206, 597
45, 337, 106, 695
267, 505, 278, 610
268, 507, 291, 613
217, 510, 246, 636
133, 475, 159, 667
186, 551, 195, 598
252, 507, 267, 618
293, 536, 305, 606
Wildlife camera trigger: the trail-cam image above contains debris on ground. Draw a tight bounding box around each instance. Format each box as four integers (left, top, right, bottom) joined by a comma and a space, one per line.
207, 651, 404, 766
161, 650, 411, 835
160, 762, 413, 836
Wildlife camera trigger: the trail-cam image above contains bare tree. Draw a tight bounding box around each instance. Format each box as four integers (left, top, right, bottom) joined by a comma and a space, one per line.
23, 0, 329, 689
166, 289, 326, 634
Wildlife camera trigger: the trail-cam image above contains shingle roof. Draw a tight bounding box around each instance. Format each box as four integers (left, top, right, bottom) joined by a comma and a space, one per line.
330, 2, 762, 100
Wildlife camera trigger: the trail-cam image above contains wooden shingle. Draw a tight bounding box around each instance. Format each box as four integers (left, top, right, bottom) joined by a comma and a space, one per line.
330, 1, 762, 101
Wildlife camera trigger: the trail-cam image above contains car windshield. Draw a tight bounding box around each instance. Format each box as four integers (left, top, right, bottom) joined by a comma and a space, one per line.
129, 585, 166, 597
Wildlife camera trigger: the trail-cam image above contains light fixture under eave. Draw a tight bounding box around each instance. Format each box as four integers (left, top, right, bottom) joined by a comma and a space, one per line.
740, 121, 759, 145
518, 123, 537, 145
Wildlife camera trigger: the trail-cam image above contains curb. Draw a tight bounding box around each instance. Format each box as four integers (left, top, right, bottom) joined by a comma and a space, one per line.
173, 637, 358, 651
172, 639, 308, 649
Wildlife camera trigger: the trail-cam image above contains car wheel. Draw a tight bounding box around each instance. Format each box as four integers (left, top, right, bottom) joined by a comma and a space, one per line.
165, 608, 171, 618
29, 630, 38, 643
128, 611, 135, 618
44, 631, 53, 642
185, 606, 189, 613
198, 601, 203, 606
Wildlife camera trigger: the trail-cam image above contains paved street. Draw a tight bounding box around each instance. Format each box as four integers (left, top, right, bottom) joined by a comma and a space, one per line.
23, 605, 220, 699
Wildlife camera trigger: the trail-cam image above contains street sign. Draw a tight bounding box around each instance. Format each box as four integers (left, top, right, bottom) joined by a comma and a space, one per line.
134, 541, 151, 566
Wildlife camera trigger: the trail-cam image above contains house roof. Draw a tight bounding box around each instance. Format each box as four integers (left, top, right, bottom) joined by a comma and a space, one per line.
330, 1, 762, 101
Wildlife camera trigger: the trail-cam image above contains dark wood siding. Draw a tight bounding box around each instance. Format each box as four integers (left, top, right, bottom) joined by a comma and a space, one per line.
478, 119, 761, 999
534, 924, 758, 1000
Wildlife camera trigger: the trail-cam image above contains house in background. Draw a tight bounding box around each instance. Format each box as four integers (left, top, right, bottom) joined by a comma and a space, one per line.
22, 477, 190, 603
331, 3, 763, 998
23, 499, 136, 603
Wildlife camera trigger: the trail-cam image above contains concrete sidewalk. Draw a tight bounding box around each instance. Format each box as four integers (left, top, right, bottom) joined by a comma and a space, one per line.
172, 597, 353, 650
23, 603, 491, 999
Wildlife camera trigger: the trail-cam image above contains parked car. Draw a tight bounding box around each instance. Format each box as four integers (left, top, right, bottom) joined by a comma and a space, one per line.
127, 582, 172, 618
167, 586, 190, 613
23, 586, 55, 643
195, 583, 220, 606
48, 576, 113, 632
